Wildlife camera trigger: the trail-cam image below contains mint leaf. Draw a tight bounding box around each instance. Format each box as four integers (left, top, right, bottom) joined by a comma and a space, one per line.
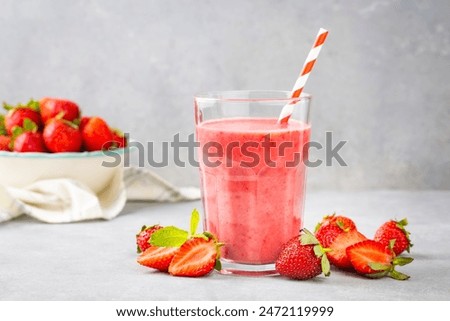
150, 226, 188, 247
190, 208, 200, 236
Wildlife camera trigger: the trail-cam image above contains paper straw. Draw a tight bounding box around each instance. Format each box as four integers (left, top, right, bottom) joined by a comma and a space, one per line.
278, 28, 329, 123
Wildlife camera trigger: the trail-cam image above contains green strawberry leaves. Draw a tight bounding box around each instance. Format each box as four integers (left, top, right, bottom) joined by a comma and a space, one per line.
366, 256, 414, 280
2, 102, 15, 111
3, 99, 40, 112
214, 259, 222, 271
10, 118, 39, 145
321, 255, 331, 277
26, 99, 40, 112
0, 115, 6, 136
368, 262, 391, 271
23, 118, 38, 132
300, 229, 319, 246
389, 270, 410, 281
300, 229, 331, 277
395, 217, 413, 252
393, 256, 414, 266
336, 219, 350, 232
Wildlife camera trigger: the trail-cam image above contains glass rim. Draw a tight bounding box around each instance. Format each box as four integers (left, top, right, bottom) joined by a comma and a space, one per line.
194, 90, 312, 103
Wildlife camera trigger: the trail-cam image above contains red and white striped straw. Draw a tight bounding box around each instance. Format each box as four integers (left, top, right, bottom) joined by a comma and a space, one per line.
278, 28, 329, 123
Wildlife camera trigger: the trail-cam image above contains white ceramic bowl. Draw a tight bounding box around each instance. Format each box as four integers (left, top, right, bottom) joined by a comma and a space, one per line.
0, 148, 128, 194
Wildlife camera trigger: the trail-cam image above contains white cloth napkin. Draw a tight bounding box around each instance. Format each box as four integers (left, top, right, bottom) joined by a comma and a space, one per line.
0, 167, 200, 223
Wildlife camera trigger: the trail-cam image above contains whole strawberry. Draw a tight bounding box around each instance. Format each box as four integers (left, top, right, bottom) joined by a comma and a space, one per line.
11, 118, 46, 153
3, 100, 42, 135
40, 97, 80, 123
81, 117, 113, 151
43, 119, 82, 153
111, 129, 127, 148
0, 115, 10, 151
374, 218, 412, 255
315, 214, 356, 247
275, 229, 330, 280
0, 135, 11, 151
79, 116, 91, 131
13, 132, 46, 152
347, 240, 413, 280
136, 225, 163, 253
314, 214, 366, 269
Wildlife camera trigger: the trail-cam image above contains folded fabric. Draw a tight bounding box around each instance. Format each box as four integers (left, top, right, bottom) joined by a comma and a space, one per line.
0, 167, 200, 224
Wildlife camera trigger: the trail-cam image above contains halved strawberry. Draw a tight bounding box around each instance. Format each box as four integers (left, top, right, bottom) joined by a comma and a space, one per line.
137, 246, 179, 272
346, 240, 413, 280
168, 237, 221, 277
327, 229, 368, 269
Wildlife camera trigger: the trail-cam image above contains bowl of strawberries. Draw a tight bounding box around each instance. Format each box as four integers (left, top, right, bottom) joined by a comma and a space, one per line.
0, 98, 128, 193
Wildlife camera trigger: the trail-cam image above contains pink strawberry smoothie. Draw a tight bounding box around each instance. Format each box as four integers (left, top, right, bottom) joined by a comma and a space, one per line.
197, 118, 310, 264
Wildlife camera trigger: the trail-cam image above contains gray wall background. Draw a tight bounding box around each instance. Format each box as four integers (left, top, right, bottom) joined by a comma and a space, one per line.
0, 0, 448, 190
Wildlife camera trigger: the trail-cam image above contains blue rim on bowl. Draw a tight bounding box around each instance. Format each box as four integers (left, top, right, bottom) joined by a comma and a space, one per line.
0, 147, 130, 159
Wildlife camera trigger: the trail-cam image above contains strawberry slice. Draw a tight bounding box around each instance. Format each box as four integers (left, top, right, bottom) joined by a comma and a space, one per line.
327, 229, 368, 269
168, 237, 221, 277
346, 240, 414, 280
137, 246, 179, 272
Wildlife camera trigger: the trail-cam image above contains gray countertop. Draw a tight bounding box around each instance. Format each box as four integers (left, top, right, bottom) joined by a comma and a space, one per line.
1, 190, 449, 301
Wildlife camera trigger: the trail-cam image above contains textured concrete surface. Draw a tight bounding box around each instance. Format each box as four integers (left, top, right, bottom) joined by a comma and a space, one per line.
0, 190, 449, 301
0, 0, 449, 190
